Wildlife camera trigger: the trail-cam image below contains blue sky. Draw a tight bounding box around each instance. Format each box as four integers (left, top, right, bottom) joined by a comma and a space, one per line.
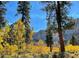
5, 1, 79, 32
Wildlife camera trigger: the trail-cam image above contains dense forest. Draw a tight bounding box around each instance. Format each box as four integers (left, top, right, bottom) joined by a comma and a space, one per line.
0, 1, 79, 58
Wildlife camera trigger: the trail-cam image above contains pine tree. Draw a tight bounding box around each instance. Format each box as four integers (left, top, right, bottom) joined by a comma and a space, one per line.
41, 1, 74, 56
0, 1, 7, 29
41, 1, 54, 52
17, 1, 31, 44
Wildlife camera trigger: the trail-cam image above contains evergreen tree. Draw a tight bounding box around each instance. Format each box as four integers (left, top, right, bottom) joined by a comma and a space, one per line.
70, 35, 76, 45
17, 1, 31, 44
41, 1, 54, 52
0, 1, 7, 29
41, 1, 74, 57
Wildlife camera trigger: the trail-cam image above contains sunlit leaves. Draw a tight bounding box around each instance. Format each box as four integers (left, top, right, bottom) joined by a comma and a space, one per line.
29, 30, 34, 40
15, 20, 25, 41
0, 36, 3, 43
0, 45, 3, 52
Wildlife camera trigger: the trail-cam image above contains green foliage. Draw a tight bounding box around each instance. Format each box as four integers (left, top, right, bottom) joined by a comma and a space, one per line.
46, 29, 53, 47
0, 1, 7, 29
41, 2, 54, 52
70, 35, 76, 45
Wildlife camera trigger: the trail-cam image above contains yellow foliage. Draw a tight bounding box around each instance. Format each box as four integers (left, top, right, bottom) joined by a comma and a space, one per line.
25, 53, 33, 58
25, 45, 50, 54
37, 46, 49, 54
2, 26, 10, 33
65, 45, 79, 52
14, 20, 25, 41
52, 47, 59, 52
5, 42, 10, 47
29, 31, 34, 40
5, 26, 10, 33
38, 39, 45, 46
9, 45, 18, 53
0, 36, 3, 43
15, 20, 24, 31
0, 45, 3, 52
24, 44, 79, 54
0, 29, 2, 32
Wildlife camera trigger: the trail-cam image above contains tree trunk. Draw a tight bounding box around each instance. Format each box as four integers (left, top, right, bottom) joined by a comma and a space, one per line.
56, 1, 65, 57
50, 44, 52, 52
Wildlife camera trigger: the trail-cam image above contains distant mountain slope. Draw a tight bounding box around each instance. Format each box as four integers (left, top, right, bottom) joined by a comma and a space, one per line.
33, 19, 79, 42
33, 30, 46, 41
